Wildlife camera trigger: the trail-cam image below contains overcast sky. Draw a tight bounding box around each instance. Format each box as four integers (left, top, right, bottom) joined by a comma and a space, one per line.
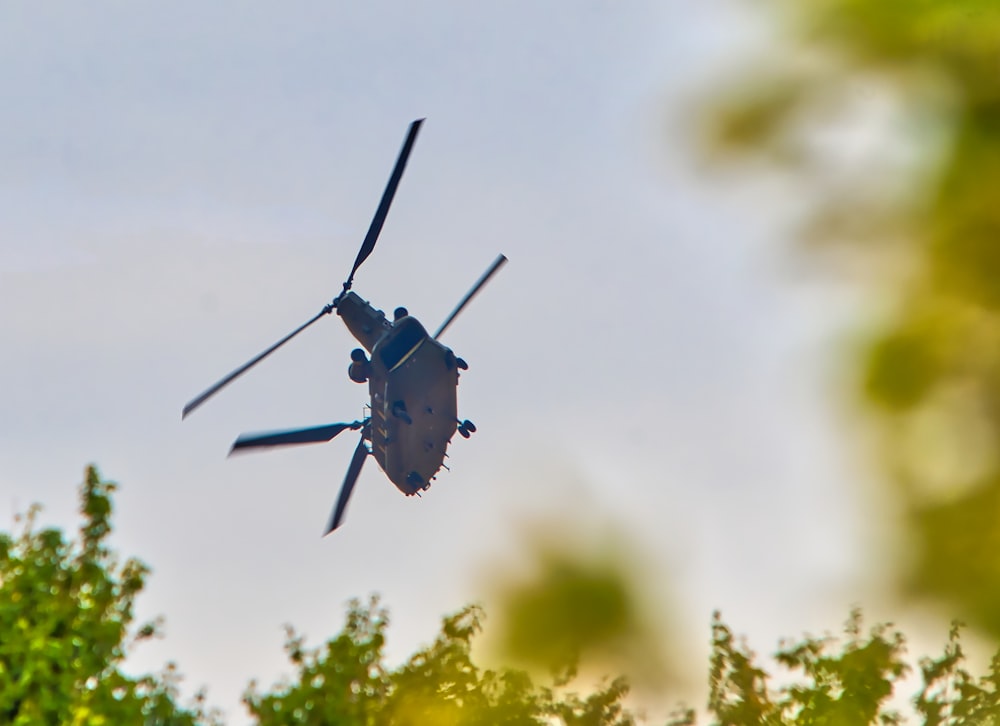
0, 2, 880, 721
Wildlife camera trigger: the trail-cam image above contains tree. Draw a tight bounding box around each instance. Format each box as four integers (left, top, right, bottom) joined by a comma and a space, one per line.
702, 0, 1000, 637
19, 469, 1000, 724
247, 597, 1000, 725
3, 468, 642, 726
704, 609, 1000, 726
244, 597, 638, 726
0, 466, 214, 725
242, 596, 389, 726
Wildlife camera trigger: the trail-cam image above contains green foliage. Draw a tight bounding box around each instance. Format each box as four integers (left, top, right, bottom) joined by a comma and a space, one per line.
0, 466, 213, 725
20, 470, 1000, 725
708, 613, 780, 725
913, 621, 1000, 726
771, 609, 908, 725
243, 596, 389, 725
245, 596, 638, 726
381, 604, 549, 726
247, 599, 1000, 725
706, 610, 961, 726
494, 550, 635, 681
704, 0, 1000, 635
484, 524, 670, 692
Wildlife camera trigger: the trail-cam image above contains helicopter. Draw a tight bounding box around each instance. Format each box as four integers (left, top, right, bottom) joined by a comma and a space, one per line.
182, 118, 507, 534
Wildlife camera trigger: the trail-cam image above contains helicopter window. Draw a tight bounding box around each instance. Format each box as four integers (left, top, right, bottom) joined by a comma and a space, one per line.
378, 319, 427, 370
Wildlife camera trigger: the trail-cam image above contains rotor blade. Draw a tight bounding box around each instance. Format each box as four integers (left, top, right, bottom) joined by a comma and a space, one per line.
344, 119, 424, 291
229, 421, 363, 454
182, 306, 332, 419
325, 435, 369, 535
433, 254, 508, 339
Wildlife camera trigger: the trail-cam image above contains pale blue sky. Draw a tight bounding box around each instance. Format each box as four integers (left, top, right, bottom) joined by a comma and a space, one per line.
0, 2, 876, 721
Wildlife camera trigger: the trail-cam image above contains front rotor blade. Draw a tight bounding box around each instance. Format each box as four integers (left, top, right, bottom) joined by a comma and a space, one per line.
344, 119, 424, 290
182, 306, 332, 419
229, 421, 362, 454
325, 436, 369, 535
433, 254, 508, 339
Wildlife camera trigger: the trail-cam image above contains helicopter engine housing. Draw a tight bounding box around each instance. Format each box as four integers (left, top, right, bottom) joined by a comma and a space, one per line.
337, 291, 391, 353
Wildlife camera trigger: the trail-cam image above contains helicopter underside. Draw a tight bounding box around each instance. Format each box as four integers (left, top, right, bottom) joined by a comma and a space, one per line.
367, 323, 459, 495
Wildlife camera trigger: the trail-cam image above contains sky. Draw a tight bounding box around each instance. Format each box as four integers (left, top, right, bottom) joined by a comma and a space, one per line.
0, 2, 882, 721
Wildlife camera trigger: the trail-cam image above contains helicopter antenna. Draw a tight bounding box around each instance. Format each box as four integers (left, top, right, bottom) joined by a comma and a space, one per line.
182, 119, 425, 419
433, 254, 508, 339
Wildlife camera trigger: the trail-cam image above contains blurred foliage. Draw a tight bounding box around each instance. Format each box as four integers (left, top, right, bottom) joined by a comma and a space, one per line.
485, 526, 668, 689
704, 0, 1000, 635
248, 597, 1000, 725
0, 466, 216, 725
244, 596, 639, 726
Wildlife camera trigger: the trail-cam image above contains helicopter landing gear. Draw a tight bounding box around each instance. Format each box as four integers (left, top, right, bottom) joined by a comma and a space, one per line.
457, 419, 476, 438
456, 357, 468, 370
392, 401, 412, 424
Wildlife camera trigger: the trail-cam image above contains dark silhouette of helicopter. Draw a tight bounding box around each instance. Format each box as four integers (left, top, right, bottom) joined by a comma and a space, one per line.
182, 119, 506, 534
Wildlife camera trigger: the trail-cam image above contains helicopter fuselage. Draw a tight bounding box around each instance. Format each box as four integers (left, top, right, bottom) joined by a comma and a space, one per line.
337, 291, 459, 495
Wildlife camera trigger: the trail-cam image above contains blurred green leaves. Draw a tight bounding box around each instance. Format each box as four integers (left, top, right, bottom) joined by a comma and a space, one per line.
246, 597, 1000, 724
243, 516, 673, 724
245, 596, 640, 726
483, 520, 673, 693
494, 548, 637, 680
705, 0, 1000, 638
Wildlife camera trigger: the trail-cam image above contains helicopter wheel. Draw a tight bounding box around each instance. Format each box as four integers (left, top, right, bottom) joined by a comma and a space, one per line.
461, 419, 476, 433
456, 357, 469, 370
458, 426, 471, 439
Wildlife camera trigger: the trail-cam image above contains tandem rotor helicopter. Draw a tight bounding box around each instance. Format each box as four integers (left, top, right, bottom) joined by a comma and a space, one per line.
182, 119, 507, 534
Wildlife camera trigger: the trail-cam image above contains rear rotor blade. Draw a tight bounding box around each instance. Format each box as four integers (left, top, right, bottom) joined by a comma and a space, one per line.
229, 420, 363, 454
433, 254, 508, 339
325, 435, 369, 535
182, 306, 332, 419
343, 119, 424, 293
